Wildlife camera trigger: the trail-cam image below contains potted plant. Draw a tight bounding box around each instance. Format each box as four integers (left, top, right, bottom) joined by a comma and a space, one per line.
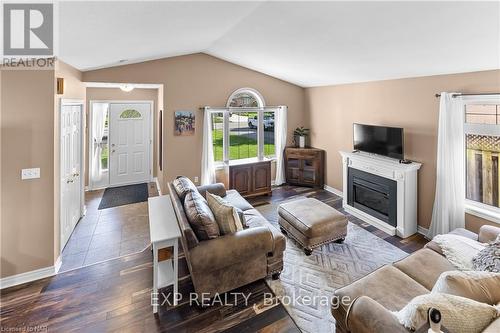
293, 127, 310, 148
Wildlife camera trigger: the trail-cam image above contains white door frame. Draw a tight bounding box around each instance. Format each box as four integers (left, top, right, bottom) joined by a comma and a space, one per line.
88, 100, 154, 190
59, 99, 85, 253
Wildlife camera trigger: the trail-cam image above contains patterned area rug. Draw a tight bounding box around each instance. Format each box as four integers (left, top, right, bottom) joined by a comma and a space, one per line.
256, 197, 408, 333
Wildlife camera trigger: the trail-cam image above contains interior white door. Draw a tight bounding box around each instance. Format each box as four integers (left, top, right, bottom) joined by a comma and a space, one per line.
61, 103, 83, 250
109, 103, 151, 186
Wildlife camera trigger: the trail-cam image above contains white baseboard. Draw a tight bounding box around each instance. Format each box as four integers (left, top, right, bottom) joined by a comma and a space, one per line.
323, 185, 343, 198
154, 177, 162, 196
417, 225, 429, 237
0, 263, 58, 289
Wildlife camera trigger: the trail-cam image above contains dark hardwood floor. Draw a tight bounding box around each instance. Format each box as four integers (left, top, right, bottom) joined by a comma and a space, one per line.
0, 185, 427, 333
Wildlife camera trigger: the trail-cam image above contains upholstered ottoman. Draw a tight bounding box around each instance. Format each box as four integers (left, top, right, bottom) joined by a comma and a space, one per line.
278, 198, 348, 255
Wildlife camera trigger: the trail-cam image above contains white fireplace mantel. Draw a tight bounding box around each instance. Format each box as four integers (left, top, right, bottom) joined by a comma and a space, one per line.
339, 151, 422, 238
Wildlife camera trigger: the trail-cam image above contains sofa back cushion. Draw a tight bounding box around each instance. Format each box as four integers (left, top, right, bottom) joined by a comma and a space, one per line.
167, 182, 199, 250
172, 176, 197, 201
184, 191, 220, 240
432, 270, 500, 305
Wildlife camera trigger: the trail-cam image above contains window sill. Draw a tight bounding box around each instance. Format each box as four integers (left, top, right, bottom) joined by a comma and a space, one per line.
214, 157, 276, 170
465, 201, 500, 225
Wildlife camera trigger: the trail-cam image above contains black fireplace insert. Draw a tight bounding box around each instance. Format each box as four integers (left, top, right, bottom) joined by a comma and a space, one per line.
347, 167, 397, 227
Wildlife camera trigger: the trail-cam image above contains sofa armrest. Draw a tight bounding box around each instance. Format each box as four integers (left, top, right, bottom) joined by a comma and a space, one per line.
478, 225, 500, 243
346, 296, 408, 333
189, 226, 274, 272
197, 183, 227, 198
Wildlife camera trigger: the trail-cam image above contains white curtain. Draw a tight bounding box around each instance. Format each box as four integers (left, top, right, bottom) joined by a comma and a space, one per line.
427, 92, 465, 239
91, 103, 107, 185
275, 106, 288, 185
201, 107, 216, 185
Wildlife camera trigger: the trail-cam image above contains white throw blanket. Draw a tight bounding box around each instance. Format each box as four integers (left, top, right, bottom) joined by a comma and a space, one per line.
433, 234, 486, 270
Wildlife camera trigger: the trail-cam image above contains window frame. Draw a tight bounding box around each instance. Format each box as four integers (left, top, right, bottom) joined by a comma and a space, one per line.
209, 106, 279, 166
463, 95, 500, 224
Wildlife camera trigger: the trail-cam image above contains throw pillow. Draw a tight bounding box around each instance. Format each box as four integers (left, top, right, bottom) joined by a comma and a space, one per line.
432, 271, 500, 305
184, 191, 220, 240
173, 176, 197, 201
206, 192, 244, 235
393, 293, 499, 333
473, 235, 500, 273
432, 234, 486, 270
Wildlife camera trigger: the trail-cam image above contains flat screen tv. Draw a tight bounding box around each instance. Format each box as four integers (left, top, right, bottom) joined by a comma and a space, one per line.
353, 123, 404, 160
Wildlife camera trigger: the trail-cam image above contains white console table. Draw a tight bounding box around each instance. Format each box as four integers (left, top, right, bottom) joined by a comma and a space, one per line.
339, 151, 422, 238
148, 195, 181, 313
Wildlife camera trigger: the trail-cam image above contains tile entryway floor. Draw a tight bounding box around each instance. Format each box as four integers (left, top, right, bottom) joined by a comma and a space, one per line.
59, 182, 159, 272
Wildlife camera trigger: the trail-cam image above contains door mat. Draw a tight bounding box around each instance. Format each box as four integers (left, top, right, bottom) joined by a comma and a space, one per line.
98, 183, 149, 210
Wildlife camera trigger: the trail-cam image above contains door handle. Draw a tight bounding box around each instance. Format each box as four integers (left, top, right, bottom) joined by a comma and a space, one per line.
112, 150, 116, 153
66, 178, 74, 184
73, 172, 79, 177
111, 144, 115, 147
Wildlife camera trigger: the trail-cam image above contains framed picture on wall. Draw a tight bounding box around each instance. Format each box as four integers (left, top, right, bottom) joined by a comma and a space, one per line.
174, 111, 195, 136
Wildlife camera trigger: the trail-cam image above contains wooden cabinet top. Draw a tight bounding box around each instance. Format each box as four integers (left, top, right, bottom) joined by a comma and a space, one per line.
285, 147, 324, 152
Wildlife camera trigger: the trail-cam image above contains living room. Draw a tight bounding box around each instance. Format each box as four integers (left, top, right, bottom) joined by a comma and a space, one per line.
1, 1, 499, 333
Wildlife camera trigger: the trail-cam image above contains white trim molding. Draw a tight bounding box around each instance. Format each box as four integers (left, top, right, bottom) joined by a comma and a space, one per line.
154, 177, 163, 196
324, 185, 343, 198
417, 225, 429, 238
465, 201, 500, 225
0, 263, 59, 289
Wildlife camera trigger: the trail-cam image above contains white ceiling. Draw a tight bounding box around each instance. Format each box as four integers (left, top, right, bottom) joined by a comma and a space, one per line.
59, 1, 500, 87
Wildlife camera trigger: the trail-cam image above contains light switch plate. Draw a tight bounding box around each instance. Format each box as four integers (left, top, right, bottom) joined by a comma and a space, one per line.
194, 176, 199, 183
21, 168, 40, 180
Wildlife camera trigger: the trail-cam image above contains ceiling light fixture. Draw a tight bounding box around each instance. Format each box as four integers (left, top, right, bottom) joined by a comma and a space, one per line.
120, 84, 134, 92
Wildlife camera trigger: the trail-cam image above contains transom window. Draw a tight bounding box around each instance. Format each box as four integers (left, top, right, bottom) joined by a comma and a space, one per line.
211, 89, 276, 163
120, 109, 142, 119
464, 98, 500, 216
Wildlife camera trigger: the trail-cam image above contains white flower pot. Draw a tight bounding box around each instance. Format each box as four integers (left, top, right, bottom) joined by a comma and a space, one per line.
299, 136, 306, 148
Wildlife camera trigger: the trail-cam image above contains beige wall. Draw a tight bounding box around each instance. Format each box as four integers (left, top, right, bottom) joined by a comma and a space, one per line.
1, 68, 56, 278
83, 53, 306, 193
85, 87, 160, 187
305, 70, 500, 230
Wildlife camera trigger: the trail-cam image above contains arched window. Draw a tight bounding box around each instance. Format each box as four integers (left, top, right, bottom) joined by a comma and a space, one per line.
120, 109, 142, 119
226, 88, 265, 108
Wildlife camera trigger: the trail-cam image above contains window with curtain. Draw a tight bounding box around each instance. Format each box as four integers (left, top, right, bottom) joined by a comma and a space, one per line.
464, 100, 500, 212
211, 110, 276, 163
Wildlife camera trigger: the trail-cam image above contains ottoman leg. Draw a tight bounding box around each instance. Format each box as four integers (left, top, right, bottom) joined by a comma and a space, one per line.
280, 227, 287, 235
304, 248, 313, 256
271, 272, 281, 280
334, 237, 345, 244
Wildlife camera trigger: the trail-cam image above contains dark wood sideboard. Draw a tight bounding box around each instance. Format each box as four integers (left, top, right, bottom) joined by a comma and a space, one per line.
285, 147, 325, 188
228, 160, 272, 198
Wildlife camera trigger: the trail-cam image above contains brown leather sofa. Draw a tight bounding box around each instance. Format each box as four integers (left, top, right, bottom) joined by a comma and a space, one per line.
332, 225, 500, 333
167, 181, 286, 298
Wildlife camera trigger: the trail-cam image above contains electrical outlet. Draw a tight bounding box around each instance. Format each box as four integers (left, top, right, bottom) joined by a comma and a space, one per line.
21, 168, 40, 180
194, 176, 199, 183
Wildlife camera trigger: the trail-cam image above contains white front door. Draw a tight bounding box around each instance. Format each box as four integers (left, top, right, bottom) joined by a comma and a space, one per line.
109, 103, 151, 186
61, 103, 83, 250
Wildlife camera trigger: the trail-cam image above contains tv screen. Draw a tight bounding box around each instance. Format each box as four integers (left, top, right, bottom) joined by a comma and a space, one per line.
353, 123, 404, 160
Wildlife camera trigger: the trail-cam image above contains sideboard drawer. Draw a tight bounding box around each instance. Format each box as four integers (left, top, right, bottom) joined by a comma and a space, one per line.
348, 158, 395, 180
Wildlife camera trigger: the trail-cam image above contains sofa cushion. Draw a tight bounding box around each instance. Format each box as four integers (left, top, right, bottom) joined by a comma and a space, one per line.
432, 270, 500, 305
206, 192, 243, 235
478, 225, 500, 243
473, 236, 500, 273
172, 176, 197, 201
184, 191, 220, 240
393, 248, 456, 290
224, 190, 254, 211
395, 293, 499, 333
426, 228, 479, 256
334, 265, 429, 315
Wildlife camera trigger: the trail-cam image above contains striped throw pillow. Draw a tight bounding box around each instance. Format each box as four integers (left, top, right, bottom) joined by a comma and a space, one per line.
206, 192, 244, 235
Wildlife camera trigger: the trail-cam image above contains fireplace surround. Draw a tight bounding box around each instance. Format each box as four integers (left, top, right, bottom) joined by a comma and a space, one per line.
340, 151, 421, 238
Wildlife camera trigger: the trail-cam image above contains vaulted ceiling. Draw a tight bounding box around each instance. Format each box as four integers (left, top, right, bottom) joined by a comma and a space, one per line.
59, 1, 500, 87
